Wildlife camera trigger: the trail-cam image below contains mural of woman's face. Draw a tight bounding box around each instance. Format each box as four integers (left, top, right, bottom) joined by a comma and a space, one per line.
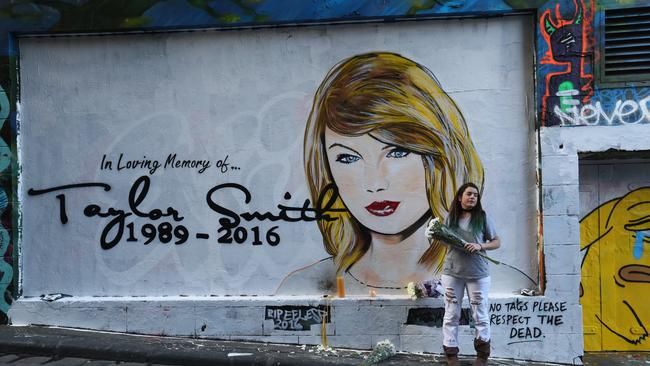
324, 127, 430, 236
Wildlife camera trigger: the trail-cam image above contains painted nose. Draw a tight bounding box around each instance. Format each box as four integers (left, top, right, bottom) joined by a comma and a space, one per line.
363, 165, 389, 193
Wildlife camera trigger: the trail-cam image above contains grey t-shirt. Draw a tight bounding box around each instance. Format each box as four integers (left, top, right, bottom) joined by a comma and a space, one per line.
442, 213, 497, 279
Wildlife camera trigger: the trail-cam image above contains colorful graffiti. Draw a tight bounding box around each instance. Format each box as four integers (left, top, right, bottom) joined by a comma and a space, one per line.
0, 86, 8, 124
554, 95, 650, 126
0, 1, 541, 36
555, 87, 650, 126
580, 187, 650, 350
0, 83, 12, 323
540, 0, 594, 127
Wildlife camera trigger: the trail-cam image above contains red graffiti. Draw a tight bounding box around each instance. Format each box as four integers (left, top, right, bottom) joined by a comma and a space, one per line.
540, 0, 594, 126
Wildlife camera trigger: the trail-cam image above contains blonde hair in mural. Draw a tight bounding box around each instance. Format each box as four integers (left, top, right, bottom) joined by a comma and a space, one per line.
304, 52, 484, 274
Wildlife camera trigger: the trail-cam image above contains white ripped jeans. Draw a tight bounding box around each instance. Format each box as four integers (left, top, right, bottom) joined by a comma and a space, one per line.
442, 274, 491, 347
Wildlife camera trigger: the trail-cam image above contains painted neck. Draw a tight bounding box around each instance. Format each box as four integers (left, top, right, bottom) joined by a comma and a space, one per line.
349, 221, 431, 286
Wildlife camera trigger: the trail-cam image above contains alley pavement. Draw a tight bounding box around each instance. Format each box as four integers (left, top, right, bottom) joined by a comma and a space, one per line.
0, 326, 647, 365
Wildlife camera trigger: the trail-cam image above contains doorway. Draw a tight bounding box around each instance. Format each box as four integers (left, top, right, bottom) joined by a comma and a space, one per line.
579, 153, 650, 351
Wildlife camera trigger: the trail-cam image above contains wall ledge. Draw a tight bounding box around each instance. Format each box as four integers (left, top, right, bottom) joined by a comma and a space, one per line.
8, 294, 582, 364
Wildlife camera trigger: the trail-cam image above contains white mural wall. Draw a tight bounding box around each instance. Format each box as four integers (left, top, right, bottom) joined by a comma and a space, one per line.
18, 17, 536, 297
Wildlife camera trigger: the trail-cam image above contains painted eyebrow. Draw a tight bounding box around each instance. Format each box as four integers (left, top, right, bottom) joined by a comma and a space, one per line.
328, 143, 363, 158
368, 134, 400, 151
381, 144, 400, 151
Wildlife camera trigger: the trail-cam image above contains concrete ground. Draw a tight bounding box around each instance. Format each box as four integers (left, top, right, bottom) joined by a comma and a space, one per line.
582, 352, 650, 366
0, 353, 170, 365
0, 326, 646, 365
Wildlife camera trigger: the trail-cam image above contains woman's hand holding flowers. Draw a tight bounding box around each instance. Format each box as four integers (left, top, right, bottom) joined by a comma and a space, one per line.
464, 242, 482, 253
425, 217, 501, 265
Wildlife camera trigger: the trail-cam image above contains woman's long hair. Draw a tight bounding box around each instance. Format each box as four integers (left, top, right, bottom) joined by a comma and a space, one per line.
447, 182, 486, 236
304, 52, 484, 274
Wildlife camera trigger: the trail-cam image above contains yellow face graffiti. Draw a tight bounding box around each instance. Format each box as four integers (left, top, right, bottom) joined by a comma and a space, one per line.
581, 187, 650, 351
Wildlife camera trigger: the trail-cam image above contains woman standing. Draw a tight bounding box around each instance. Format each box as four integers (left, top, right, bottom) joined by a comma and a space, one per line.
433, 183, 500, 366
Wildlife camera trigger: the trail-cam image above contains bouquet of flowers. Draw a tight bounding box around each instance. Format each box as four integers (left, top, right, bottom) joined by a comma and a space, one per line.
406, 282, 424, 300
407, 279, 444, 300
425, 217, 501, 265
361, 339, 396, 365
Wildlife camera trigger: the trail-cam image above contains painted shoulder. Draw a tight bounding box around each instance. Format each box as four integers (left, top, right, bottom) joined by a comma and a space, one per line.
274, 257, 337, 295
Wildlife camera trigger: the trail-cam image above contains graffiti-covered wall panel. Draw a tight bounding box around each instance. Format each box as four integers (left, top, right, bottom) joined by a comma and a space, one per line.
539, 0, 595, 127
580, 160, 650, 350
0, 55, 14, 323
19, 16, 537, 297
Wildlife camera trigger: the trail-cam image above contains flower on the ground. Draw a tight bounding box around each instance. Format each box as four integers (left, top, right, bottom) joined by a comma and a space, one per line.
361, 339, 396, 365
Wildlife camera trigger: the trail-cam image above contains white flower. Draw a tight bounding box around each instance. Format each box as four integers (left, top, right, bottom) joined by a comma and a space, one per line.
406, 281, 424, 300
362, 339, 396, 365
406, 282, 417, 300
425, 217, 440, 239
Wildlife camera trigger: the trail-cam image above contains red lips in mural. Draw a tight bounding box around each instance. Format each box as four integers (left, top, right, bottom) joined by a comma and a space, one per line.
365, 200, 400, 216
